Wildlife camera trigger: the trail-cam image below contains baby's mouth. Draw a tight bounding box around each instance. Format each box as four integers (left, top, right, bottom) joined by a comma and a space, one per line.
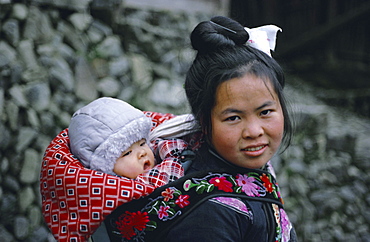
143, 161, 151, 171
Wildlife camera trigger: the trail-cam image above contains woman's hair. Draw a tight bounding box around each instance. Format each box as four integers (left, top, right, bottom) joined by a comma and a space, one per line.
185, 16, 293, 151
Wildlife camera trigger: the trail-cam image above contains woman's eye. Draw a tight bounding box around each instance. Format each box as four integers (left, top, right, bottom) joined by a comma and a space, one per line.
225, 116, 240, 121
261, 110, 271, 116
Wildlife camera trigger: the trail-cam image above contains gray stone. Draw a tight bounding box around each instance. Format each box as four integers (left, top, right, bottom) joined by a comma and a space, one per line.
148, 79, 187, 108
18, 186, 35, 212
96, 36, 123, 58
50, 67, 74, 92
58, 43, 75, 62
23, 6, 54, 43
30, 0, 92, 11
89, 20, 113, 38
20, 148, 41, 184
14, 216, 29, 239
0, 225, 14, 242
11, 3, 28, 20
18, 39, 38, 70
289, 175, 309, 196
16, 127, 37, 153
1, 157, 9, 173
117, 85, 136, 101
0, 194, 17, 225
36, 134, 54, 152
0, 88, 4, 117
24, 82, 51, 111
27, 109, 40, 128
40, 112, 56, 135
91, 0, 121, 9
109, 56, 130, 76
5, 100, 19, 130
3, 175, 20, 193
318, 170, 338, 185
340, 186, 357, 203
57, 21, 88, 52
68, 13, 93, 31
87, 26, 105, 44
3, 19, 20, 46
21, 67, 49, 83
91, 58, 109, 78
27, 226, 50, 242
131, 54, 152, 89
74, 57, 98, 101
9, 85, 28, 107
27, 205, 41, 229
37, 43, 58, 58
97, 77, 120, 96
0, 41, 16, 67
0, 122, 11, 149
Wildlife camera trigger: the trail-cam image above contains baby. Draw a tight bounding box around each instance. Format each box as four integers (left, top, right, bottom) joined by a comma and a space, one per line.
68, 97, 185, 182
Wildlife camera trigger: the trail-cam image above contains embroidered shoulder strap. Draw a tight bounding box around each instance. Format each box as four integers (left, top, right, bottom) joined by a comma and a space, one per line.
104, 169, 284, 241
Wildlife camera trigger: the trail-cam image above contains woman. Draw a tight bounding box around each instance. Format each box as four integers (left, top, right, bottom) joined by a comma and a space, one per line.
105, 16, 297, 242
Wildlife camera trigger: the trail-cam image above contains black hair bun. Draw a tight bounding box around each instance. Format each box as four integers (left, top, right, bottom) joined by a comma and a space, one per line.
190, 16, 249, 54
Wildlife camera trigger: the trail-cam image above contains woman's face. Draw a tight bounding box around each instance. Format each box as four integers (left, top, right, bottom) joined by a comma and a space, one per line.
210, 74, 284, 169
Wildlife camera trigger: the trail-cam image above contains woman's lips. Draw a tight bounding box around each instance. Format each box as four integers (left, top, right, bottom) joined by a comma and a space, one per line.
241, 144, 267, 156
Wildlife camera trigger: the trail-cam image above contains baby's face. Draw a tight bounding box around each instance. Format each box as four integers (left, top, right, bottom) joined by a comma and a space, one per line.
113, 139, 155, 179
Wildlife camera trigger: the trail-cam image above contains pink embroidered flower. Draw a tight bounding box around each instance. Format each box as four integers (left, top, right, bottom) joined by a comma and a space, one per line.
236, 174, 260, 197
158, 205, 170, 219
209, 176, 233, 192
280, 208, 292, 242
161, 188, 175, 202
115, 211, 149, 239
183, 180, 192, 191
260, 173, 274, 193
175, 195, 190, 208
213, 197, 250, 215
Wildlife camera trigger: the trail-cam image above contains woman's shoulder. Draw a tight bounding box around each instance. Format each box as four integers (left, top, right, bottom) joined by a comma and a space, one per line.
165, 197, 267, 241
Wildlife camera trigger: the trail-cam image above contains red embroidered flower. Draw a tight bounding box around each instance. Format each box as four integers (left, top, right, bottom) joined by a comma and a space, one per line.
161, 188, 175, 202
175, 195, 190, 208
209, 176, 233, 192
260, 174, 274, 193
158, 205, 170, 219
115, 211, 149, 239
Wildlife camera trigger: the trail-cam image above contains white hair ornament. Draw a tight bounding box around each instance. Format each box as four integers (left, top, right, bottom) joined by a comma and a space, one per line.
244, 25, 282, 57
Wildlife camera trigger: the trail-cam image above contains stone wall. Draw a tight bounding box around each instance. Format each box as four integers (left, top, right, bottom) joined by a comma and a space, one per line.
0, 1, 369, 241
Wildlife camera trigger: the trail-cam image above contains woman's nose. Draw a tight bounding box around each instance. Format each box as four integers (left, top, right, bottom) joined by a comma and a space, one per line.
242, 121, 264, 139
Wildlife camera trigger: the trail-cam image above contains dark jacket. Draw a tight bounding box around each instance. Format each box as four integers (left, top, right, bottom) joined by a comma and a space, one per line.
165, 144, 297, 242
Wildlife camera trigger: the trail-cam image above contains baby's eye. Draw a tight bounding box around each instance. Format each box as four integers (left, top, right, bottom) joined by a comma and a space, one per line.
122, 151, 131, 157
140, 140, 146, 146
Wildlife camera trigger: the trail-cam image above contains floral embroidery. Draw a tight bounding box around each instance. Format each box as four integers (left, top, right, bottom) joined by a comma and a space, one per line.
175, 195, 190, 208
110, 171, 286, 241
158, 205, 170, 219
115, 211, 149, 240
211, 197, 252, 217
209, 176, 233, 192
260, 173, 274, 193
279, 208, 292, 242
162, 188, 175, 202
236, 174, 260, 196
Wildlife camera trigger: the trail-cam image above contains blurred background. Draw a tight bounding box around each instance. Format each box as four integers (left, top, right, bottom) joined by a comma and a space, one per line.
0, 0, 369, 241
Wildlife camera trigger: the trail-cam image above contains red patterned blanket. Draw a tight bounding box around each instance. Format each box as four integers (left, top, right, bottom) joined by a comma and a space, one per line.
40, 112, 176, 241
